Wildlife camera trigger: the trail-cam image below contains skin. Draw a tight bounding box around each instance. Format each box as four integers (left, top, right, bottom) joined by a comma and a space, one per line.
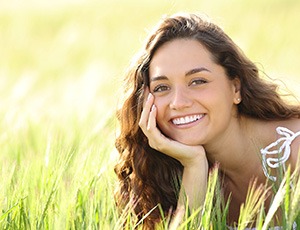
148, 39, 241, 147
138, 38, 300, 223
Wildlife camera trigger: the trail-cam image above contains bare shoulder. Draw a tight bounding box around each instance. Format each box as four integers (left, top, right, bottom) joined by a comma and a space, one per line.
284, 118, 300, 169
290, 118, 300, 131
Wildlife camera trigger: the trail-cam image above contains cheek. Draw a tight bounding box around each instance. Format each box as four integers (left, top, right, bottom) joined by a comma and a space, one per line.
209, 91, 236, 123
154, 98, 168, 125
209, 83, 235, 105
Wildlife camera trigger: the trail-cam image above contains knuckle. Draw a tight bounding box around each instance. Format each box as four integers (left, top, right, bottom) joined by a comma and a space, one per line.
148, 140, 163, 152
138, 119, 145, 128
138, 120, 142, 127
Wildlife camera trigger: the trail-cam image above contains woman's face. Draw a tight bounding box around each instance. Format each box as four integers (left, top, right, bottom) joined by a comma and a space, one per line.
148, 39, 241, 146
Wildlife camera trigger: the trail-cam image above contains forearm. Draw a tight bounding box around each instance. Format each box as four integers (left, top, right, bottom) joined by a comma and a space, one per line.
178, 160, 208, 212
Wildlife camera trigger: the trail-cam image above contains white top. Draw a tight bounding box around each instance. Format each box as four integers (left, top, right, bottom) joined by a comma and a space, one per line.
260, 127, 300, 181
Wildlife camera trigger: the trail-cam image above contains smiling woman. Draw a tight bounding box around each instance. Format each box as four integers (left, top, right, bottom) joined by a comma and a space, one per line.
149, 39, 240, 146
114, 13, 300, 229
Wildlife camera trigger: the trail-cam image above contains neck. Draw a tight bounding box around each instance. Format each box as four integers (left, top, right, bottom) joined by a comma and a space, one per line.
204, 116, 264, 181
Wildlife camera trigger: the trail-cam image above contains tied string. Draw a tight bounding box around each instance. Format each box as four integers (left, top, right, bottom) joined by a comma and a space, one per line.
261, 127, 300, 182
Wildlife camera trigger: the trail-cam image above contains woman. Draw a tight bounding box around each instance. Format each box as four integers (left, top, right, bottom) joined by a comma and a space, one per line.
114, 13, 300, 229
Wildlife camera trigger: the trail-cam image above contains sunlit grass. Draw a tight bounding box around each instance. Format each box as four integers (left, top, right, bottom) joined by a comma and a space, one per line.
0, 0, 299, 229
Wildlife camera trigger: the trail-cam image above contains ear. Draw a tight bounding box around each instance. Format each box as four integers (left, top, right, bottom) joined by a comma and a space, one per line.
232, 78, 242, 104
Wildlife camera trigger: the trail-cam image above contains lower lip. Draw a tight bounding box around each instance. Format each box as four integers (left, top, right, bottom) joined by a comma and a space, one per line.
170, 114, 206, 129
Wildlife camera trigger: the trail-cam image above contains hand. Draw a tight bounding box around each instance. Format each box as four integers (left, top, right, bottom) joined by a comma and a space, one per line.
139, 88, 207, 168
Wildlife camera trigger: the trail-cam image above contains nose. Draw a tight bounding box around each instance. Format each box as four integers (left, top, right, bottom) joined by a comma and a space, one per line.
169, 87, 193, 110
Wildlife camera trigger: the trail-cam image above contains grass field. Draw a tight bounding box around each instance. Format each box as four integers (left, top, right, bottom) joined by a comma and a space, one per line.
0, 0, 300, 229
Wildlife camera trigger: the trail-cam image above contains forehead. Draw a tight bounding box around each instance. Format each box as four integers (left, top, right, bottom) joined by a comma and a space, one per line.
149, 39, 215, 76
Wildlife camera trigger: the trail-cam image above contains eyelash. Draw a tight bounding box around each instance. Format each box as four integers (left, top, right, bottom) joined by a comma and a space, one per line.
152, 78, 208, 93
153, 84, 169, 92
190, 79, 207, 86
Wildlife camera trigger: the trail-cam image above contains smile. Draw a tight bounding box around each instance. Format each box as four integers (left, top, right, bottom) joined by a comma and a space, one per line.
171, 114, 205, 125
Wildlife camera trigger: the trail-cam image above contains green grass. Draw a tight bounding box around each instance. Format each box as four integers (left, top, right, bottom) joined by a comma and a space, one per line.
0, 0, 300, 229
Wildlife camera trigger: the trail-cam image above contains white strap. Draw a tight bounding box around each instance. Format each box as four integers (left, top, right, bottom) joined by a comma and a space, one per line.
260, 127, 300, 181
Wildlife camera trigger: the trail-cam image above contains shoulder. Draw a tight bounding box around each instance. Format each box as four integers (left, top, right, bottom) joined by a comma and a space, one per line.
281, 119, 300, 170
257, 118, 300, 180
291, 120, 300, 167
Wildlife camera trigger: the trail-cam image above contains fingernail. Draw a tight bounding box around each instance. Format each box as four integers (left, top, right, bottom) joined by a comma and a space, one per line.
147, 93, 152, 101
151, 104, 156, 111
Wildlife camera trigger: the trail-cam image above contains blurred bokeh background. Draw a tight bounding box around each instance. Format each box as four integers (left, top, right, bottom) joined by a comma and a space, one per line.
0, 1, 299, 228
1, 0, 299, 133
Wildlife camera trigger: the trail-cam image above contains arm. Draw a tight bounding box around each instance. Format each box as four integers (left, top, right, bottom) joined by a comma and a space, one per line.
139, 91, 208, 211
178, 160, 208, 212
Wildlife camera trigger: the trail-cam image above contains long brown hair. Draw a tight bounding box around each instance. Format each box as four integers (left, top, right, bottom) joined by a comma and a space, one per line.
114, 13, 300, 229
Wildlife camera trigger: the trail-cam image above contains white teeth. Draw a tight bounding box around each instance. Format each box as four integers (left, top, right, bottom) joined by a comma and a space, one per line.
172, 114, 204, 125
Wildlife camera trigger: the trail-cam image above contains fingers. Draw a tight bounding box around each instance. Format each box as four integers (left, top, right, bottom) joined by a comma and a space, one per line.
142, 87, 150, 107
139, 92, 154, 130
147, 104, 157, 130
138, 89, 207, 167
138, 91, 161, 149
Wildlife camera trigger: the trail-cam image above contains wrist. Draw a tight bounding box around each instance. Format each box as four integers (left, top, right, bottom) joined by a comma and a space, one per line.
182, 155, 208, 169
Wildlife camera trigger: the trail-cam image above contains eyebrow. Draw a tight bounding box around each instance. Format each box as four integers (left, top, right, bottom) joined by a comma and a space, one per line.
150, 67, 210, 82
185, 67, 211, 76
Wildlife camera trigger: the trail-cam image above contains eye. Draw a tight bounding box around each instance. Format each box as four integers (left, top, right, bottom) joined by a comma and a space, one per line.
153, 84, 170, 93
190, 78, 208, 86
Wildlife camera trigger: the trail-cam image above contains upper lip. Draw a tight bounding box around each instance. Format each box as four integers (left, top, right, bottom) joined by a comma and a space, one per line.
170, 113, 205, 125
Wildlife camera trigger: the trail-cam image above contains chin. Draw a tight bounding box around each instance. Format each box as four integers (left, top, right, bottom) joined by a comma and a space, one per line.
173, 136, 204, 146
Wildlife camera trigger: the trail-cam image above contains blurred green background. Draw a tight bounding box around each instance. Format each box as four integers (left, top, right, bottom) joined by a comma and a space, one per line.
0, 0, 299, 228
1, 0, 299, 130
